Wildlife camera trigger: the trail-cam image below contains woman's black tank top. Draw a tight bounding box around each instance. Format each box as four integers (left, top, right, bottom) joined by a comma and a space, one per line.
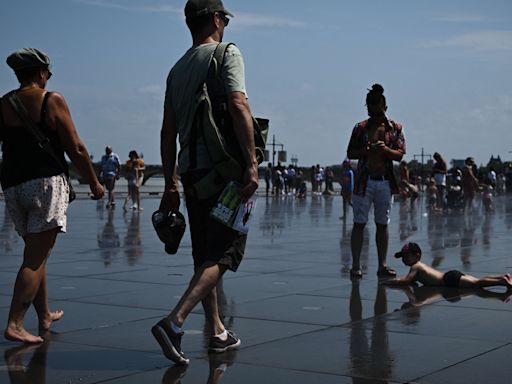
0, 92, 68, 189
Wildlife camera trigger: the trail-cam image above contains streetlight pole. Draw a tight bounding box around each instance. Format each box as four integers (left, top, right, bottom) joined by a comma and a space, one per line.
413, 147, 432, 180
267, 134, 284, 166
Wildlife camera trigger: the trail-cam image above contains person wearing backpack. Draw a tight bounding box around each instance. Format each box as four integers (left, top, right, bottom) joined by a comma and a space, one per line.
152, 0, 258, 365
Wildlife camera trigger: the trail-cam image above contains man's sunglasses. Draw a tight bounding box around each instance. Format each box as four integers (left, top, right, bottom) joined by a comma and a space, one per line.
218, 12, 229, 26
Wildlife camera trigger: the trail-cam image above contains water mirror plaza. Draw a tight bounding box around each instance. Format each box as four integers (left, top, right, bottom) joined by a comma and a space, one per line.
1, 190, 511, 383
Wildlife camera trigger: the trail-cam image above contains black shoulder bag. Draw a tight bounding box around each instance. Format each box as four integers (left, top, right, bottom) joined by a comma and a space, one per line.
7, 92, 76, 202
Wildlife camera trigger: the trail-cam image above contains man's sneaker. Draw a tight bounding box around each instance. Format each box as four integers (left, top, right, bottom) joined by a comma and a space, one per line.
208, 330, 241, 353
151, 318, 189, 365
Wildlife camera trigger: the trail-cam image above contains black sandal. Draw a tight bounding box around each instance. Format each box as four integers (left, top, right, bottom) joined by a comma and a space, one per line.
377, 267, 396, 277
350, 269, 363, 279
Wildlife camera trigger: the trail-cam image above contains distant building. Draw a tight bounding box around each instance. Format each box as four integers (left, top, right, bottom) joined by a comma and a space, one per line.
450, 159, 465, 170
487, 155, 503, 172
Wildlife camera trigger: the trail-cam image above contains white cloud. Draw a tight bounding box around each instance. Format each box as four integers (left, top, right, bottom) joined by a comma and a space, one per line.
74, 1, 305, 30
74, 0, 181, 14
421, 30, 512, 51
232, 13, 305, 29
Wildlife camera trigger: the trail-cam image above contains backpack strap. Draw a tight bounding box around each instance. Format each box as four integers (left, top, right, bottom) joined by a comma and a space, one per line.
209, 42, 234, 80
188, 93, 202, 170
40, 91, 52, 125
7, 91, 67, 174
188, 43, 233, 171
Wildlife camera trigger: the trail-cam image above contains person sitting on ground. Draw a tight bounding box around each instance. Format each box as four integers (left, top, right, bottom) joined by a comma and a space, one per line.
296, 180, 307, 199
381, 242, 512, 289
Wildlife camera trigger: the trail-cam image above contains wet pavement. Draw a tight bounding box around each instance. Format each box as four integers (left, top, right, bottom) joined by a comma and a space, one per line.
0, 193, 511, 383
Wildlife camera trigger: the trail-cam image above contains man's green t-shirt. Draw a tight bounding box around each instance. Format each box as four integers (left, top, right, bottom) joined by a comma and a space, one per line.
164, 43, 246, 173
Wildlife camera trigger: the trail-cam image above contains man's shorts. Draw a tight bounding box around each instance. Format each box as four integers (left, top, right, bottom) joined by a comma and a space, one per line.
352, 179, 392, 225
3, 174, 69, 237
182, 171, 246, 272
103, 174, 116, 190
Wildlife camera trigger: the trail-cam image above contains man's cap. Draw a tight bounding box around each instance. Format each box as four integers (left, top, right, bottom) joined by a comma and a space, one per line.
394, 242, 422, 258
6, 48, 50, 71
185, 0, 233, 19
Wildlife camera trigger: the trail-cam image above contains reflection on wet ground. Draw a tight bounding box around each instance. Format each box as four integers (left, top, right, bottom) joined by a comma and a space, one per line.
1, 194, 511, 383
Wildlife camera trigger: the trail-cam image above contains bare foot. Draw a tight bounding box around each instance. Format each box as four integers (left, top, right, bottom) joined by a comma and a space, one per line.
504, 274, 512, 289
39, 310, 64, 331
4, 326, 44, 344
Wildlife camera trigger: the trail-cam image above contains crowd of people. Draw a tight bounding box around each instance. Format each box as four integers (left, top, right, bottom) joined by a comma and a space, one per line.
264, 162, 339, 198
397, 154, 510, 215
262, 154, 511, 218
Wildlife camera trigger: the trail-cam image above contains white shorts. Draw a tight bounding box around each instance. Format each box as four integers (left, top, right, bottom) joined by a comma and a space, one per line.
3, 174, 69, 237
352, 179, 392, 225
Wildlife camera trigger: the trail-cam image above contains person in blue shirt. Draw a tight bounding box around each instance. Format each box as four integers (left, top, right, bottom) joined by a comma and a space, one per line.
100, 146, 120, 208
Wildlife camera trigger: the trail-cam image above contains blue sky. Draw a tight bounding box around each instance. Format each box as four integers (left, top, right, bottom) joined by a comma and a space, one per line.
2, 0, 511, 167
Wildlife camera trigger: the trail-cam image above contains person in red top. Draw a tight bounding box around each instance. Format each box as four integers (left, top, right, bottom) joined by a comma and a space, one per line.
346, 84, 406, 279
461, 157, 479, 213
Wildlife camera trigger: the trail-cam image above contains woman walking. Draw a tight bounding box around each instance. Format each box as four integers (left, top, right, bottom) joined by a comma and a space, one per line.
123, 150, 145, 211
0, 48, 104, 343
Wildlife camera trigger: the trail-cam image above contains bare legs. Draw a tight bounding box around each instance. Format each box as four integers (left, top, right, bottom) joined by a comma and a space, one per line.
135, 185, 142, 211
351, 223, 365, 272
375, 223, 389, 271
4, 228, 63, 344
33, 271, 64, 331
459, 273, 512, 289
463, 192, 475, 214
123, 185, 142, 211
201, 286, 225, 335
341, 192, 352, 219
105, 178, 116, 207
168, 262, 227, 335
351, 222, 390, 273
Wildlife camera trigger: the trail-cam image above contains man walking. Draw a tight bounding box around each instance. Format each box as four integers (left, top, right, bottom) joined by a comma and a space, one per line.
347, 84, 406, 278
100, 146, 120, 208
153, 0, 258, 365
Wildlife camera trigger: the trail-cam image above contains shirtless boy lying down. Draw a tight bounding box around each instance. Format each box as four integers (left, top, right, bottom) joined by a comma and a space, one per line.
381, 242, 512, 289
